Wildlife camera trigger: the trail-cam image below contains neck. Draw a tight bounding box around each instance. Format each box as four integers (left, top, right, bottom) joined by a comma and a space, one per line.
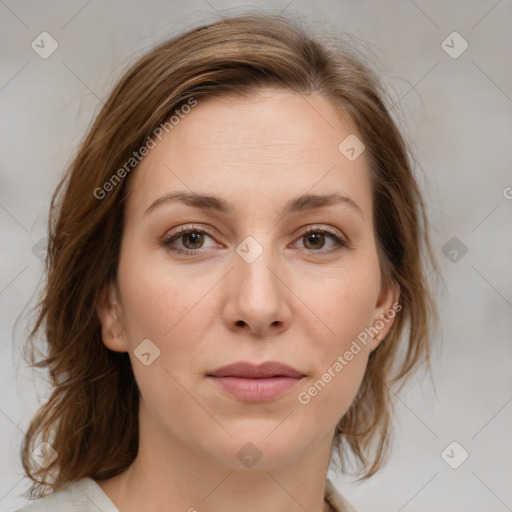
97, 404, 336, 512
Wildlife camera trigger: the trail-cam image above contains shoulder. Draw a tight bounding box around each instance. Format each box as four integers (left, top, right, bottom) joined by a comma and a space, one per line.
14, 478, 119, 512
325, 478, 358, 512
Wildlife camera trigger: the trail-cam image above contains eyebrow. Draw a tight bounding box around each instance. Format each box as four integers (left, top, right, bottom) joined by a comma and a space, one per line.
144, 191, 364, 219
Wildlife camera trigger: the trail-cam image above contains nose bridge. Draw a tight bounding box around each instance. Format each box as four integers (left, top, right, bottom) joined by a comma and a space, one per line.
236, 234, 280, 301
227, 233, 290, 333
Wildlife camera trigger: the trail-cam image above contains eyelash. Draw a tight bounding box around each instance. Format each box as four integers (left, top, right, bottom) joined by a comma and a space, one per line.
162, 224, 348, 256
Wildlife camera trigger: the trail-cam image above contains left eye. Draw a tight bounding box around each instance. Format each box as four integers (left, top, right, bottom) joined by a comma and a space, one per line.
292, 228, 346, 252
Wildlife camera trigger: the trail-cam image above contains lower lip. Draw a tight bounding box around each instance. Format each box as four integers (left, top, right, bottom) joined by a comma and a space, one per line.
208, 376, 303, 402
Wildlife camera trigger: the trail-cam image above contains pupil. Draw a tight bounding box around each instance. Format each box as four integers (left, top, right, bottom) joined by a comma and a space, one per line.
186, 232, 203, 248
306, 233, 324, 249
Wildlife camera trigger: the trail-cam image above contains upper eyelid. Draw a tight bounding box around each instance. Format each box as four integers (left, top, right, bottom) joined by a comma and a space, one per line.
164, 223, 348, 248
295, 224, 344, 237
165, 223, 345, 240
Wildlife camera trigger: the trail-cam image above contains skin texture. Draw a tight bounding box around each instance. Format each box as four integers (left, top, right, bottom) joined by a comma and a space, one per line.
96, 89, 399, 512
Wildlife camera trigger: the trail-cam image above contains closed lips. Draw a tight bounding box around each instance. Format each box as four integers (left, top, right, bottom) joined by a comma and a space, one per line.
208, 361, 305, 379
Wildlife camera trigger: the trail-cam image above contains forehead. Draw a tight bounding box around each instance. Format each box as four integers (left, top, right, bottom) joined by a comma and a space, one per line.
161, 89, 359, 155
124, 89, 372, 218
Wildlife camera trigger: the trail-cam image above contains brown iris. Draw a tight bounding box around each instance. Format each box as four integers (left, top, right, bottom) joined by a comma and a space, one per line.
303, 232, 326, 250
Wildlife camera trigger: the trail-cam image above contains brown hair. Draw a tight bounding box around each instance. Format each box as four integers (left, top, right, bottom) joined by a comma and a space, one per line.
20, 11, 439, 498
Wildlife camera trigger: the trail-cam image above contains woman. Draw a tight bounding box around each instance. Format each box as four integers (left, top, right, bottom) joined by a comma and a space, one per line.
17, 11, 438, 512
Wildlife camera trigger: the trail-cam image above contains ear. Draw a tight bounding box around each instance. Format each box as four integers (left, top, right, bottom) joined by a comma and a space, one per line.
96, 281, 128, 353
368, 278, 401, 353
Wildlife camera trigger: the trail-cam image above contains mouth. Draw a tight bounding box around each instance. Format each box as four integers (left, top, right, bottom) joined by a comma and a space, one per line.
206, 361, 305, 402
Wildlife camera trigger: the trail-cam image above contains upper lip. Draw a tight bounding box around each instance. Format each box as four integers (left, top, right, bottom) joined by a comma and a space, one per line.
208, 361, 304, 379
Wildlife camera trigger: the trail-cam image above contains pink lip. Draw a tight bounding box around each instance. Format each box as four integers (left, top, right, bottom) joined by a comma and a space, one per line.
207, 362, 305, 402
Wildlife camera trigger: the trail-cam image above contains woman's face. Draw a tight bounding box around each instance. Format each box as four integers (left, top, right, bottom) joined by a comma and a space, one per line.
98, 88, 399, 469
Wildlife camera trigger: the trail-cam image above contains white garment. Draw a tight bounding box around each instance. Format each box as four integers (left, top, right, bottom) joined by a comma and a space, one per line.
15, 477, 357, 512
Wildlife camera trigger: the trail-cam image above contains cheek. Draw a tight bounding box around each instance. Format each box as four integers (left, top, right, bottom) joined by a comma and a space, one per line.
116, 243, 216, 341
115, 249, 211, 430
295, 265, 379, 423
298, 351, 368, 431
116, 245, 220, 397
299, 261, 380, 350
297, 294, 371, 429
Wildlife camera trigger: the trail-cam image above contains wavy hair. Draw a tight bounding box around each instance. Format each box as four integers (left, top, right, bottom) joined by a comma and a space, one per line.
20, 11, 439, 498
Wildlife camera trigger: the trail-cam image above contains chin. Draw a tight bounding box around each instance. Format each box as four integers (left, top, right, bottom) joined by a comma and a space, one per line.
196, 426, 316, 471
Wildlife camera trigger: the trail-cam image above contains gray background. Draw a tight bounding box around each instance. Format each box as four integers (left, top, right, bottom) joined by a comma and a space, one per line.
1, 1, 511, 511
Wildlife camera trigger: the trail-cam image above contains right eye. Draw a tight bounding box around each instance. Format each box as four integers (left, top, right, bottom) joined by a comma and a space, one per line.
162, 225, 221, 255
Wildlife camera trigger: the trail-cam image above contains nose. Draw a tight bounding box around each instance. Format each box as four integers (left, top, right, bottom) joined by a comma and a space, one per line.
222, 242, 292, 337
